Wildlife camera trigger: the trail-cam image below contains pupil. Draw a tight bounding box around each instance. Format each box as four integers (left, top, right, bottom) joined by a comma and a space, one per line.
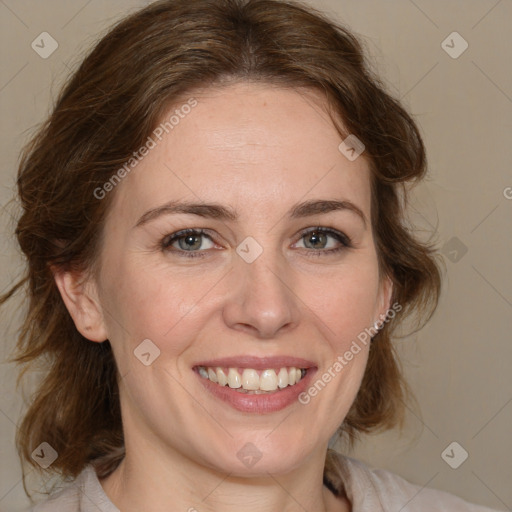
307, 231, 325, 249
181, 235, 201, 250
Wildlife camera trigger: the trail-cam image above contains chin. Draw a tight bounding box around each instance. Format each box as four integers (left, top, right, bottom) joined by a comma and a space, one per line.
201, 435, 315, 477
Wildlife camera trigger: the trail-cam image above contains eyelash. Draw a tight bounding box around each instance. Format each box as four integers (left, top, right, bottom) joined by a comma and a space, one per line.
160, 227, 353, 259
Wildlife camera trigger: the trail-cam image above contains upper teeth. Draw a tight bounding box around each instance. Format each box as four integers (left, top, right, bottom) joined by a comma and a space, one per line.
197, 366, 306, 392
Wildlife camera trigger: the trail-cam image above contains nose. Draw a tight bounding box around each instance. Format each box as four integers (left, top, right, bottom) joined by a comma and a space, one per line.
222, 247, 301, 339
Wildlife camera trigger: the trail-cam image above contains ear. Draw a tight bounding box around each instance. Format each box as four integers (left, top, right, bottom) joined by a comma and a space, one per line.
52, 267, 108, 342
374, 275, 394, 327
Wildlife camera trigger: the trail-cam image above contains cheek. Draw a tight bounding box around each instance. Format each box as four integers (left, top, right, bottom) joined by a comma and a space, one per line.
100, 238, 381, 370
99, 257, 220, 365
303, 261, 381, 349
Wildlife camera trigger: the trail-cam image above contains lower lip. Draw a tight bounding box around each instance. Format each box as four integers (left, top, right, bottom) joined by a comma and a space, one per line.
194, 369, 317, 413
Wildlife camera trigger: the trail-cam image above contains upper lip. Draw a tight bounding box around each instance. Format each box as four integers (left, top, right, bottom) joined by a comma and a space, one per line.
193, 356, 317, 370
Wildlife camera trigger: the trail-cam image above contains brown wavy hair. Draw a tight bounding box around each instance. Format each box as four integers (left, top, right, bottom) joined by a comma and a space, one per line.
2, 0, 441, 487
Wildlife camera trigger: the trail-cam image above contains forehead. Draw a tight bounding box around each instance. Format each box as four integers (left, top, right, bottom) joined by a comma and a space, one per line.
106, 82, 371, 225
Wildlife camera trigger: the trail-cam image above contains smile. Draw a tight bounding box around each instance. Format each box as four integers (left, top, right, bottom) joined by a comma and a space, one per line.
196, 366, 308, 394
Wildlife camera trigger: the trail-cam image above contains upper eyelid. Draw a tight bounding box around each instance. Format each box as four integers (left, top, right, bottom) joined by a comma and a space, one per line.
296, 226, 350, 239
162, 228, 217, 244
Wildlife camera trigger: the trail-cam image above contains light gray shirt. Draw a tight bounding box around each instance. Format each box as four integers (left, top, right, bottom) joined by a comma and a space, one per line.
28, 449, 503, 511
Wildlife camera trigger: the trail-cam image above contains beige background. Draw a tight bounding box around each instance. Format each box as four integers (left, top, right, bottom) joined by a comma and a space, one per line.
1, 1, 511, 510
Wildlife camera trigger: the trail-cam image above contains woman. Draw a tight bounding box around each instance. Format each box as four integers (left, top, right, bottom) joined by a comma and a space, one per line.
2, 0, 503, 510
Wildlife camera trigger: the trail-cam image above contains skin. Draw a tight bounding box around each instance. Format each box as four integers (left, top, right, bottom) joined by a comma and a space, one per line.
55, 82, 393, 512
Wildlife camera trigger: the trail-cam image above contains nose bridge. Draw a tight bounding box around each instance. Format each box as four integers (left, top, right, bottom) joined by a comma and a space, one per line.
222, 239, 300, 338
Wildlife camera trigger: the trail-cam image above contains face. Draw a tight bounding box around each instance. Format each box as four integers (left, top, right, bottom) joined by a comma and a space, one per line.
67, 82, 392, 476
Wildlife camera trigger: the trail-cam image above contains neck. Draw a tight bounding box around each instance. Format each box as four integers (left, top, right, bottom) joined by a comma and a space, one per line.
100, 439, 349, 512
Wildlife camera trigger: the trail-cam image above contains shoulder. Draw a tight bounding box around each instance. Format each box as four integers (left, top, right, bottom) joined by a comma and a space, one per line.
28, 484, 80, 512
324, 449, 504, 512
27, 466, 119, 512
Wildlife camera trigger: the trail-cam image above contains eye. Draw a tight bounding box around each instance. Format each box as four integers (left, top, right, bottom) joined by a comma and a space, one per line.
293, 227, 352, 255
161, 229, 216, 258
160, 226, 352, 259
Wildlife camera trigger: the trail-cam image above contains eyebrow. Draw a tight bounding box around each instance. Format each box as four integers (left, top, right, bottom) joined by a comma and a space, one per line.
134, 199, 367, 229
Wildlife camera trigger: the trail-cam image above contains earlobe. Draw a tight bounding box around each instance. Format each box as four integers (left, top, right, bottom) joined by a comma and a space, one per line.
52, 267, 108, 342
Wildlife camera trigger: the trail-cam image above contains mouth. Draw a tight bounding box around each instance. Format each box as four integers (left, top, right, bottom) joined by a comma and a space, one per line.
194, 365, 309, 394
192, 356, 317, 413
